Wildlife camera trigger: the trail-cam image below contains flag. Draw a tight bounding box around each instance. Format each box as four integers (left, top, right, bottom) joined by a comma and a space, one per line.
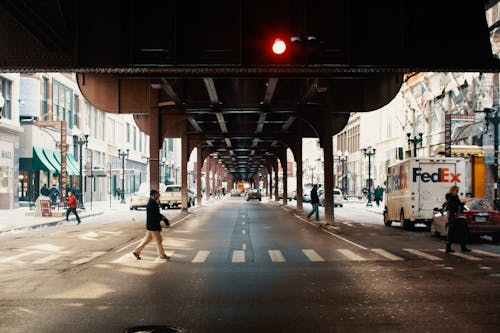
419, 84, 432, 109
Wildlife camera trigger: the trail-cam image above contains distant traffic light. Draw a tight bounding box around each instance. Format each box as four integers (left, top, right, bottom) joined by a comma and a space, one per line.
272, 38, 286, 55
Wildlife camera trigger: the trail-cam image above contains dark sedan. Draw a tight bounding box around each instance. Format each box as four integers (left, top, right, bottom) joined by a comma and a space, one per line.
246, 189, 262, 201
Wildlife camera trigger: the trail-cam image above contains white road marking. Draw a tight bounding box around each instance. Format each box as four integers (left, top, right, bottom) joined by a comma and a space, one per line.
232, 250, 245, 263
242, 230, 246, 234
242, 244, 247, 250
0, 251, 41, 263
302, 249, 325, 262
438, 249, 482, 261
268, 250, 286, 262
319, 228, 368, 250
337, 249, 366, 261
115, 240, 142, 253
33, 254, 61, 264
371, 248, 404, 261
192, 251, 210, 263
471, 249, 500, 258
403, 249, 442, 261
71, 251, 106, 265
27, 243, 62, 252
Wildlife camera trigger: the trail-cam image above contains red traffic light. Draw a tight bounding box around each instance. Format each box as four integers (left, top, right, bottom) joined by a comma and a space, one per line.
272, 38, 286, 55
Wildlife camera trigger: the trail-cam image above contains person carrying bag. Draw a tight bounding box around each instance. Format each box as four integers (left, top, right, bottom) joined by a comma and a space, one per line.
444, 185, 471, 253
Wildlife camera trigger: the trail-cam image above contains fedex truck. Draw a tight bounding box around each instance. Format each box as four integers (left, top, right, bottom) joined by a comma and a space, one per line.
383, 157, 468, 230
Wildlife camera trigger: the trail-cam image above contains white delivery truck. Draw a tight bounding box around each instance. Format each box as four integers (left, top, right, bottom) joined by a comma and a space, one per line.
383, 157, 468, 230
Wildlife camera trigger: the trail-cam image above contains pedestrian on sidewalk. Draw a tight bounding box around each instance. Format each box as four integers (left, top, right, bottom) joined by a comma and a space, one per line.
444, 185, 470, 253
307, 184, 320, 221
133, 189, 170, 260
65, 191, 81, 224
374, 186, 383, 207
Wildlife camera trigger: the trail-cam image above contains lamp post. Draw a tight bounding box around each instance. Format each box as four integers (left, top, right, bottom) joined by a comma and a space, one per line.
407, 132, 423, 157
73, 132, 89, 209
118, 149, 129, 204
309, 165, 316, 185
362, 147, 376, 207
336, 150, 348, 195
160, 157, 166, 184
481, 107, 500, 211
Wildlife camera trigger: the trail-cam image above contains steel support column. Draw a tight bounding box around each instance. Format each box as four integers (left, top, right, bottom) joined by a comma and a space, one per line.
149, 89, 160, 191
197, 147, 203, 206
296, 139, 303, 213
323, 134, 334, 224
274, 162, 279, 202
282, 151, 288, 206
205, 157, 211, 200
181, 135, 188, 213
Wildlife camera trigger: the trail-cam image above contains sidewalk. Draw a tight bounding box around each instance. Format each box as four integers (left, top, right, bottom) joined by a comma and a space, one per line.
0, 199, 129, 234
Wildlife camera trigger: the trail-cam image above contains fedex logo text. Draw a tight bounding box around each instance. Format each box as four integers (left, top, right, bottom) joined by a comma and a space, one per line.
412, 168, 461, 183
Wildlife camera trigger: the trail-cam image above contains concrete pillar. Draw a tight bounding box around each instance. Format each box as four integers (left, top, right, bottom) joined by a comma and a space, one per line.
197, 147, 203, 206
283, 151, 288, 206
268, 168, 273, 198
274, 163, 279, 202
296, 139, 304, 213
149, 89, 160, 191
211, 160, 216, 198
181, 135, 188, 214
323, 134, 334, 224
205, 157, 211, 200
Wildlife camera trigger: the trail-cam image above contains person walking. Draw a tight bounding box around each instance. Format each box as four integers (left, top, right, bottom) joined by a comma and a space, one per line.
133, 189, 170, 260
374, 186, 383, 207
40, 184, 50, 197
65, 191, 81, 225
307, 184, 320, 221
444, 185, 470, 253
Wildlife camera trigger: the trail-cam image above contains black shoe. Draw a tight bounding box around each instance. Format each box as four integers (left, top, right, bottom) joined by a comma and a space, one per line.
132, 252, 141, 260
461, 247, 471, 253
159, 256, 171, 260
445, 244, 455, 253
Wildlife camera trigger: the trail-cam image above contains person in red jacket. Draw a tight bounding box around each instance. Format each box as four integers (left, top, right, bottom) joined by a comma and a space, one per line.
66, 191, 81, 225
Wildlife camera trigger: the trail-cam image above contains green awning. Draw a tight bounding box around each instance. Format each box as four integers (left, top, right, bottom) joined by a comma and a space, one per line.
54, 151, 80, 176
66, 153, 80, 176
43, 149, 60, 175
32, 147, 57, 173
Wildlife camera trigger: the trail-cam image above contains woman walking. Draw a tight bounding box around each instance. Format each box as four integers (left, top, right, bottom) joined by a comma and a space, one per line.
444, 185, 471, 253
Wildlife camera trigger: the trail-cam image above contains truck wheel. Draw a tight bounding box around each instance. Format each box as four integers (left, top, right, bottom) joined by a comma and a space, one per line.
383, 210, 392, 227
430, 223, 441, 237
400, 210, 413, 230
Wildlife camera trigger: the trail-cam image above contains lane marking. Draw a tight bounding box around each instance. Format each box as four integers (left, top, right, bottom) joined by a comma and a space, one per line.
268, 250, 286, 262
302, 249, 325, 262
192, 251, 210, 263
371, 248, 404, 261
115, 240, 143, 253
0, 251, 41, 263
232, 250, 245, 263
403, 249, 442, 261
318, 227, 368, 250
337, 249, 366, 261
242, 244, 247, 250
71, 251, 106, 265
242, 230, 246, 234
438, 249, 482, 261
33, 254, 61, 264
471, 249, 500, 258
112, 253, 133, 264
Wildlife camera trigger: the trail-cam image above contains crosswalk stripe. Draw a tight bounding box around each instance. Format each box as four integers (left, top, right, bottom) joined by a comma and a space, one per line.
71, 251, 106, 265
112, 253, 133, 263
192, 251, 210, 263
0, 251, 40, 263
371, 248, 404, 261
232, 250, 245, 263
302, 249, 324, 262
403, 249, 442, 261
337, 249, 366, 261
471, 249, 500, 258
268, 250, 285, 262
33, 254, 61, 264
438, 249, 482, 261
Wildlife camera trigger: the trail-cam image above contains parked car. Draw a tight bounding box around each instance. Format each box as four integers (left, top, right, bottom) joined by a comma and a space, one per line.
246, 189, 262, 201
318, 188, 344, 207
129, 183, 167, 210
431, 198, 500, 242
231, 189, 242, 197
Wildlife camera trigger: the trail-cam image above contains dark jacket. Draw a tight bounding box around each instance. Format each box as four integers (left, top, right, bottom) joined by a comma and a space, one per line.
445, 193, 464, 214
146, 198, 163, 231
310, 188, 319, 205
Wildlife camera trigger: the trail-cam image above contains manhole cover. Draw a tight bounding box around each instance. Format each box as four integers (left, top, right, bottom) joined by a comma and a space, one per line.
124, 325, 183, 333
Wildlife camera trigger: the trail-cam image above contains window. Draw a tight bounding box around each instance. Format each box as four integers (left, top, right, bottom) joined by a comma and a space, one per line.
0, 76, 12, 119
52, 80, 73, 128
42, 77, 49, 120
139, 132, 142, 152
74, 95, 79, 128
126, 123, 130, 143
168, 138, 174, 151
133, 127, 137, 150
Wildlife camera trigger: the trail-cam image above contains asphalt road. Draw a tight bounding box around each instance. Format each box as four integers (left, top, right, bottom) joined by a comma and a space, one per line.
1, 197, 500, 332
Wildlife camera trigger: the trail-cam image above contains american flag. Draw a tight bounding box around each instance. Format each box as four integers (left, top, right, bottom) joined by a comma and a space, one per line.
419, 83, 432, 109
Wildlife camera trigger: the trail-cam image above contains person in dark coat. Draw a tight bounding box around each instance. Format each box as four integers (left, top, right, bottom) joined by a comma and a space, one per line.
133, 189, 170, 260
40, 184, 50, 197
49, 184, 59, 207
445, 185, 470, 253
307, 184, 320, 221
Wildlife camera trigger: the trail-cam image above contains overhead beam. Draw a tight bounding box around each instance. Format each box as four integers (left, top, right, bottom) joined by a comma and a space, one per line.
300, 79, 319, 104
216, 112, 228, 133
160, 78, 183, 105
203, 78, 220, 104
255, 113, 267, 134
188, 118, 203, 133
281, 116, 297, 132
263, 78, 279, 105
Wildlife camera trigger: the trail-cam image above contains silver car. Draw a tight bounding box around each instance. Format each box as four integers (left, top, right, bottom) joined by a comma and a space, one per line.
319, 188, 344, 207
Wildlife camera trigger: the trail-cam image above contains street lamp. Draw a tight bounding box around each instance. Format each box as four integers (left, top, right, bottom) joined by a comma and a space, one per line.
73, 131, 89, 209
118, 148, 129, 204
362, 147, 376, 207
160, 157, 166, 184
309, 165, 316, 185
336, 150, 349, 195
407, 132, 423, 157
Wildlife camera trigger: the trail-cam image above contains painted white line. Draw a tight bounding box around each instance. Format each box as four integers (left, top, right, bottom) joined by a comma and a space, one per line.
242, 244, 247, 250
268, 250, 286, 262
0, 251, 41, 263
302, 249, 325, 262
232, 250, 245, 263
438, 249, 482, 261
371, 248, 404, 261
112, 253, 133, 264
242, 222, 246, 225
115, 240, 142, 253
71, 251, 106, 265
403, 249, 442, 261
471, 249, 500, 258
337, 249, 366, 261
192, 251, 210, 263
33, 254, 61, 264
242, 230, 246, 234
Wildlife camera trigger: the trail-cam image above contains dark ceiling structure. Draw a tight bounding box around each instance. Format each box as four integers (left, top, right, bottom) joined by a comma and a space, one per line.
0, 0, 498, 181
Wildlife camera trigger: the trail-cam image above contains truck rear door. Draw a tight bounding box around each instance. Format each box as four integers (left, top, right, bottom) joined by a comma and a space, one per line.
417, 162, 458, 216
